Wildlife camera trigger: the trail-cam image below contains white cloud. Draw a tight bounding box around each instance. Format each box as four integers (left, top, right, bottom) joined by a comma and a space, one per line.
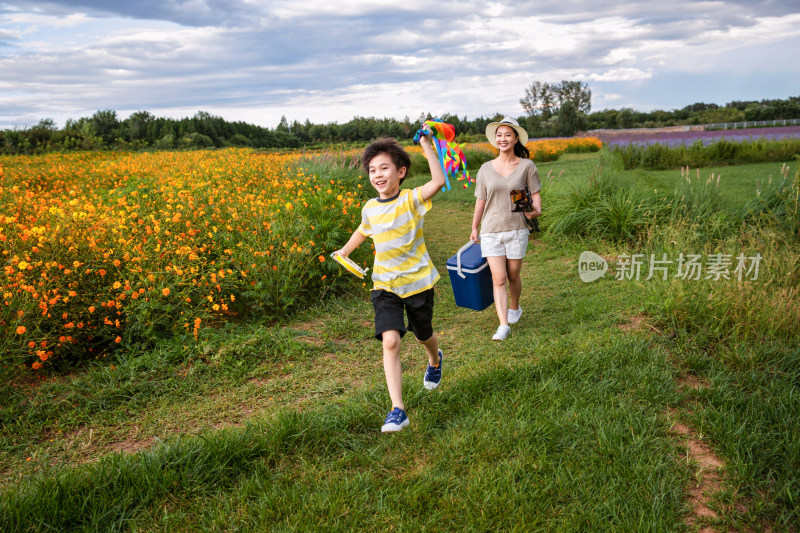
1, 1, 799, 128
583, 68, 654, 83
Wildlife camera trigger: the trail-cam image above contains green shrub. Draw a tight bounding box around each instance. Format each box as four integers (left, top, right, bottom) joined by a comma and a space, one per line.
547, 167, 667, 242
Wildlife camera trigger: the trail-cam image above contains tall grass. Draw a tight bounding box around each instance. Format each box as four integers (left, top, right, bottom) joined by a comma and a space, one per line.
641, 159, 800, 527
613, 137, 800, 170
741, 161, 800, 240
645, 159, 800, 344
547, 164, 668, 242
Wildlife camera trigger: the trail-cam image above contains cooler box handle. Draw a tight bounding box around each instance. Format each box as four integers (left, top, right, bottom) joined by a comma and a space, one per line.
456, 240, 477, 279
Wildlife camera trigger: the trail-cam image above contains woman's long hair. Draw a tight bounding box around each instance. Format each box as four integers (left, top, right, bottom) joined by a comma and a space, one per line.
514, 140, 530, 159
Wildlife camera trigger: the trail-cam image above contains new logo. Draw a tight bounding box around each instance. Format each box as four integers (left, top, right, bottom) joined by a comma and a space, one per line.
579, 251, 608, 282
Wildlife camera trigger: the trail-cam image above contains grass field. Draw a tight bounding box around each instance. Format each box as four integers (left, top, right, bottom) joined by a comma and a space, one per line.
1, 150, 798, 531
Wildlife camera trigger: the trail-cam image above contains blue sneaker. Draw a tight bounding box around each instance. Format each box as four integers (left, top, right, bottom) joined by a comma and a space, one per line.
381, 407, 409, 432
423, 350, 443, 390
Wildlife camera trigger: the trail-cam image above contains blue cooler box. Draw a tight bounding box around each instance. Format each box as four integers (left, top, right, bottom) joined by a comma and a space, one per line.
446, 242, 493, 311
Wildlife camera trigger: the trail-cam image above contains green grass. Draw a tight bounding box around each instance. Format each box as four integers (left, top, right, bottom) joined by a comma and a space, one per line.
615, 161, 792, 211
612, 137, 800, 171
2, 152, 798, 531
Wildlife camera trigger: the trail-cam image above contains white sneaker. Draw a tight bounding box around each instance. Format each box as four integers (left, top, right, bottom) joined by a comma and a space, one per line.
492, 324, 511, 341
507, 307, 523, 324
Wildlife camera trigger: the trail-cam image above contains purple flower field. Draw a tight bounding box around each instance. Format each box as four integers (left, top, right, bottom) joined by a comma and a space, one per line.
597, 125, 800, 147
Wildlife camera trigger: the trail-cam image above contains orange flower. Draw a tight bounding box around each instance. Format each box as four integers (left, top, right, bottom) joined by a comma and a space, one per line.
318, 255, 325, 262
16, 326, 26, 334
88, 306, 96, 313
162, 288, 170, 297
114, 336, 122, 343
32, 361, 42, 370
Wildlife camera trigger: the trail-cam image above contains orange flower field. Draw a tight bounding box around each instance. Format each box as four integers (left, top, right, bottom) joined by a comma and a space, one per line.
1, 149, 368, 373
1, 138, 600, 375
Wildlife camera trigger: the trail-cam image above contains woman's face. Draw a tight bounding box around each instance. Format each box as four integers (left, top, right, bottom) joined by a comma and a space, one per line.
495, 125, 517, 152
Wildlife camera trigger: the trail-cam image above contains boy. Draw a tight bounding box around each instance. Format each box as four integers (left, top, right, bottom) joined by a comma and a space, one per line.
336, 135, 445, 432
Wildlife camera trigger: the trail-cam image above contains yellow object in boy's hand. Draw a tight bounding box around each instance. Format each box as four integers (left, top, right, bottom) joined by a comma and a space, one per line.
330, 251, 369, 279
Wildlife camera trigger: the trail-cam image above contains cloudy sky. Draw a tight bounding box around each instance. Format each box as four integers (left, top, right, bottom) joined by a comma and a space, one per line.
1, 0, 798, 130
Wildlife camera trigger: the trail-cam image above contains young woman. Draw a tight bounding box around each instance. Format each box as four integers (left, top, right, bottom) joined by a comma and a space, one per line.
470, 117, 541, 340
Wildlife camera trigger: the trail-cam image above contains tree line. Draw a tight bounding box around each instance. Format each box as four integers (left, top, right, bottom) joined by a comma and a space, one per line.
2, 89, 799, 155
0, 110, 509, 155
519, 81, 800, 136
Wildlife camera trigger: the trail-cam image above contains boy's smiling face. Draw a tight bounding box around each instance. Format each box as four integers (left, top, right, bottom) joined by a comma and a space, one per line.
368, 152, 406, 199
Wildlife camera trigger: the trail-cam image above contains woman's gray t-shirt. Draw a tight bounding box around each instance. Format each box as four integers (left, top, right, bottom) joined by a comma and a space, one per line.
474, 158, 541, 233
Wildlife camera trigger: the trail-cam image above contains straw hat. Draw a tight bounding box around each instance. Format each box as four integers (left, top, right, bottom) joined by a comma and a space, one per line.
485, 116, 528, 147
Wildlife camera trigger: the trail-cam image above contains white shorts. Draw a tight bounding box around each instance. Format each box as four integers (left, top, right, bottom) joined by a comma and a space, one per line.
480, 229, 529, 259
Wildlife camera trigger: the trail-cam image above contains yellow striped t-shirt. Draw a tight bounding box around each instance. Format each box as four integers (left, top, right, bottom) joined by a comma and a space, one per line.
357, 187, 440, 297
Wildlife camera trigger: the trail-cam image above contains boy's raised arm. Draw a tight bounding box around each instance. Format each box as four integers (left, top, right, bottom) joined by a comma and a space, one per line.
417, 134, 447, 201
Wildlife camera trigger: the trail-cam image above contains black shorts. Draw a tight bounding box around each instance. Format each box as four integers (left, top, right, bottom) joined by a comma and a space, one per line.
371, 288, 435, 342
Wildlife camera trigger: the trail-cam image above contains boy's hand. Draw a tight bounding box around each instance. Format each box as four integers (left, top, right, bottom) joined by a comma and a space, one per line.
412, 125, 432, 145
418, 133, 433, 150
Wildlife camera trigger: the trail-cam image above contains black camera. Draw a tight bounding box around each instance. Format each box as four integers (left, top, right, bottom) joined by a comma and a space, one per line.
509, 187, 540, 233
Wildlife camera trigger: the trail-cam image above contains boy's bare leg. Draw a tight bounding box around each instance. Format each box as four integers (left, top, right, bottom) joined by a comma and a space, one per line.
487, 256, 509, 325
419, 334, 440, 366
382, 330, 404, 410
507, 258, 523, 311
